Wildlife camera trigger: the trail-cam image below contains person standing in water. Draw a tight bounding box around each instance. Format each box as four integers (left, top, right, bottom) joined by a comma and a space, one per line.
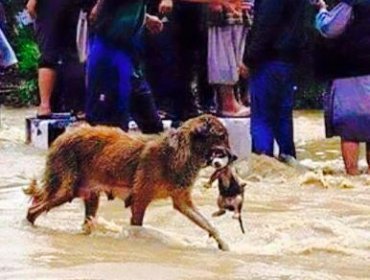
313, 0, 370, 175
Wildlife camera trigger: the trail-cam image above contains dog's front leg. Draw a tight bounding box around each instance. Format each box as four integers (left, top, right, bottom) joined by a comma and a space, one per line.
171, 190, 229, 251
130, 193, 153, 226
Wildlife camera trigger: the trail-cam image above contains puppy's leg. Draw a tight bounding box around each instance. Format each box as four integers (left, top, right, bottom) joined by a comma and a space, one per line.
171, 190, 229, 251
212, 196, 226, 217
82, 192, 100, 234
232, 195, 243, 220
27, 188, 73, 224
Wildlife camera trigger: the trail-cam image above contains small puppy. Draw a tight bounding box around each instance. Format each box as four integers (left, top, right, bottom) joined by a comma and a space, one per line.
205, 147, 246, 234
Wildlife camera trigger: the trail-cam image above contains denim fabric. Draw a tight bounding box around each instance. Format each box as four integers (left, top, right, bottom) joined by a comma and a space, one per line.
86, 36, 163, 133
250, 61, 296, 157
86, 36, 133, 130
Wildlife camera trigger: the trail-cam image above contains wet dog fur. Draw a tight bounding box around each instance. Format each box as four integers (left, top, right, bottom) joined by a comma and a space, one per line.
24, 114, 231, 250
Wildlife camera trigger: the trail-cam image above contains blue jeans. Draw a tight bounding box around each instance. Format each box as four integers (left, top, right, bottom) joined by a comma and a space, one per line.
86, 36, 163, 133
250, 61, 296, 157
86, 36, 133, 130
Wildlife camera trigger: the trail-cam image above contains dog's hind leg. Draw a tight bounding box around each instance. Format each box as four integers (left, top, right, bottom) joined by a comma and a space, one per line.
171, 190, 229, 251
27, 188, 73, 224
82, 192, 99, 234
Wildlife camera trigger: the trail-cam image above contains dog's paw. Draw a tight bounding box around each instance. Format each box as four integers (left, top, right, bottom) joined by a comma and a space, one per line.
82, 217, 97, 234
218, 240, 230, 251
212, 209, 226, 217
232, 213, 241, 220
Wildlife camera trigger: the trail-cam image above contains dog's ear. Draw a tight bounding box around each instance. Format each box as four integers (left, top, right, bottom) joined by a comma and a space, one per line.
227, 148, 238, 163
231, 154, 238, 162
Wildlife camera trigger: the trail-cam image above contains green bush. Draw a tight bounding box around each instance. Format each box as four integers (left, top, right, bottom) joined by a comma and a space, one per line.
13, 27, 40, 104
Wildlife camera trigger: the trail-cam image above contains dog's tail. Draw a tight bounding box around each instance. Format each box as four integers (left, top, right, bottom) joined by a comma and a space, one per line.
238, 216, 245, 234
23, 179, 47, 205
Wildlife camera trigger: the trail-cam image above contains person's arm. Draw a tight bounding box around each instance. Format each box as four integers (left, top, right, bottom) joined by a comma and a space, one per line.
89, 0, 105, 22
145, 13, 164, 34
315, 0, 354, 38
182, 0, 240, 15
244, 0, 285, 68
26, 0, 37, 18
159, 0, 173, 15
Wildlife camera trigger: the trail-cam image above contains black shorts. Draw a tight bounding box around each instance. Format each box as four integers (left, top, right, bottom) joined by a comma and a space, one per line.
35, 0, 80, 68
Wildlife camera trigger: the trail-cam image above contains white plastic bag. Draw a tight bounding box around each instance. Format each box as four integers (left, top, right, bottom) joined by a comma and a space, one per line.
76, 10, 88, 63
0, 27, 17, 68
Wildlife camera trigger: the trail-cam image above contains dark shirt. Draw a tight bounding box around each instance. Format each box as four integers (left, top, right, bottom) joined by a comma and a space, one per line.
245, 0, 308, 68
94, 0, 147, 52
314, 0, 370, 80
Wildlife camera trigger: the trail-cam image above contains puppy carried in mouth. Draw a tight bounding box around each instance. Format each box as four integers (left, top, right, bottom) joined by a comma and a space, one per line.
205, 147, 246, 234
24, 114, 231, 250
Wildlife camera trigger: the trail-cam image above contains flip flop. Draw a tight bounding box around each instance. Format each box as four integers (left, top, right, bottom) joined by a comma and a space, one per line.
36, 114, 52, 120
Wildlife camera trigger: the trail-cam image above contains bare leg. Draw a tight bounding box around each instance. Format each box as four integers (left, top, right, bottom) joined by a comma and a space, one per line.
37, 68, 56, 116
217, 85, 250, 117
366, 142, 370, 174
341, 139, 360, 175
172, 190, 229, 251
82, 192, 100, 234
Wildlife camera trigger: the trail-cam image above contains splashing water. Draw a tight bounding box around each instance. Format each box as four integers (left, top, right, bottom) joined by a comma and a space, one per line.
1, 108, 370, 279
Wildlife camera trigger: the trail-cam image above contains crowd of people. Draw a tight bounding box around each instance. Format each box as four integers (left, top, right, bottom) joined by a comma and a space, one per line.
1, 0, 369, 175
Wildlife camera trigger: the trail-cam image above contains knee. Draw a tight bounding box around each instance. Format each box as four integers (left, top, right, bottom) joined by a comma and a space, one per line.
38, 54, 59, 69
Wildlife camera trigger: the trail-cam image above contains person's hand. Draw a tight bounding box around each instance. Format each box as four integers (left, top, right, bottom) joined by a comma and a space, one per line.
311, 0, 327, 10
158, 0, 173, 15
26, 0, 37, 19
239, 63, 250, 79
219, 0, 242, 17
241, 1, 253, 13
145, 14, 163, 34
89, 3, 99, 22
209, 3, 223, 13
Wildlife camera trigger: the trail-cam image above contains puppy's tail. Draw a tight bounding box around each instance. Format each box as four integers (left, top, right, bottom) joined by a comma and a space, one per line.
238, 216, 245, 234
23, 179, 46, 205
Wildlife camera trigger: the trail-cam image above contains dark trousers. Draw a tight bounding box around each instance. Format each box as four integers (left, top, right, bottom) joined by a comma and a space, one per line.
35, 0, 79, 67
145, 2, 213, 120
86, 36, 163, 133
250, 61, 296, 157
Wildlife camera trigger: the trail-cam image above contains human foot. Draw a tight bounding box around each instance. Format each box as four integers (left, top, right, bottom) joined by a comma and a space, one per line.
36, 105, 52, 118
219, 106, 250, 118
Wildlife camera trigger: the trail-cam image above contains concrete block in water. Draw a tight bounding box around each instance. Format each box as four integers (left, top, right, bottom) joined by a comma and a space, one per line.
219, 117, 251, 161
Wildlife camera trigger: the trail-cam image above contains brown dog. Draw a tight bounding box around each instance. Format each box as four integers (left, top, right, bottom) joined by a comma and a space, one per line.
25, 115, 230, 250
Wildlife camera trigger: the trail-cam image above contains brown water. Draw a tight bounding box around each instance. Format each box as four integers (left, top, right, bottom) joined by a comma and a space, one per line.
0, 107, 369, 280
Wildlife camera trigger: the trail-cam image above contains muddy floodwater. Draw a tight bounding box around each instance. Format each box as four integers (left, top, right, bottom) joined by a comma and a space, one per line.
0, 107, 369, 280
